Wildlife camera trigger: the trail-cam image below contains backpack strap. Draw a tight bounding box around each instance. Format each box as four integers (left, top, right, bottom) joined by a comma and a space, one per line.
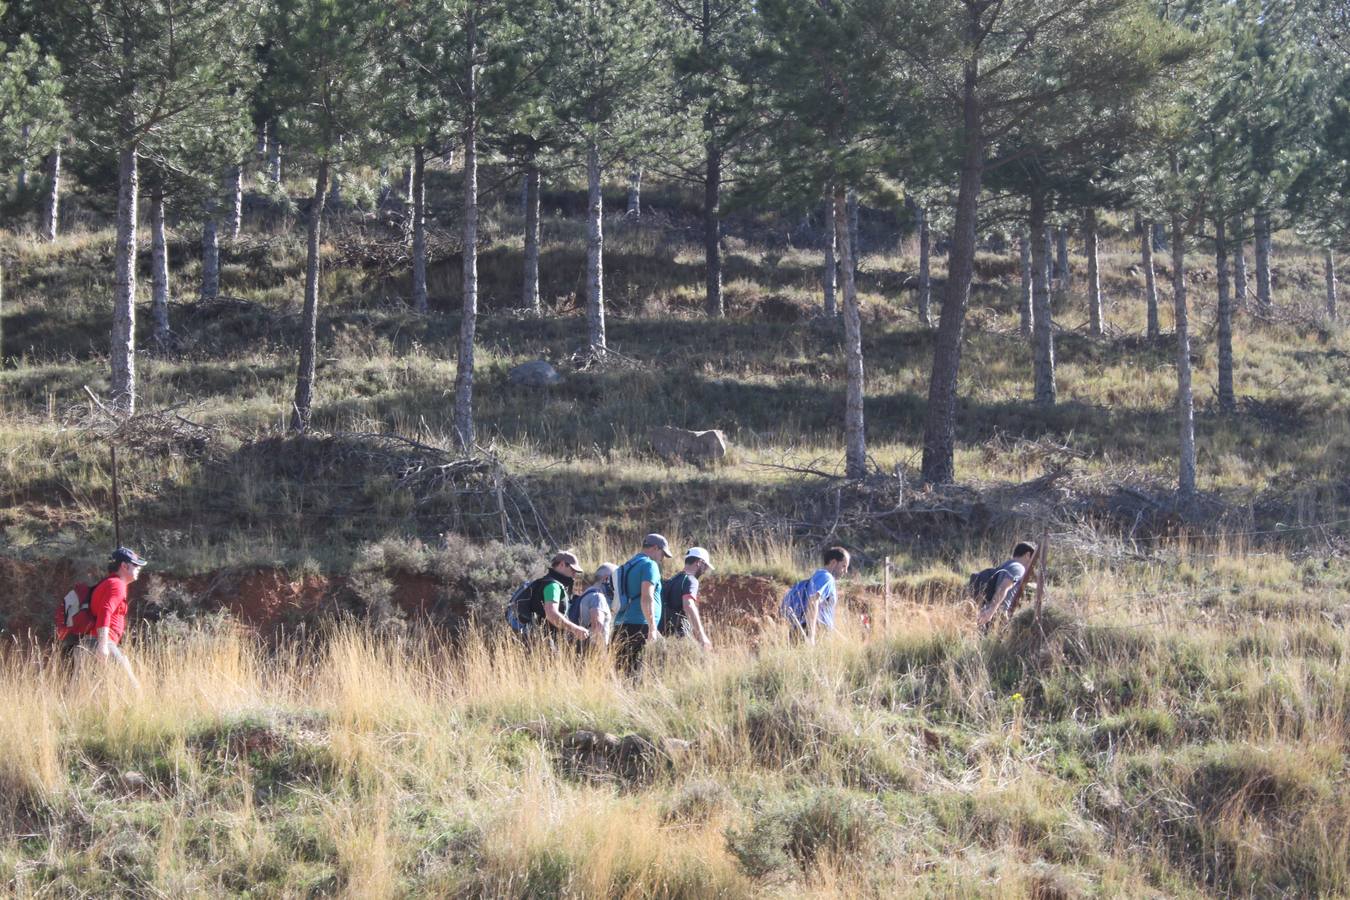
614, 560, 636, 619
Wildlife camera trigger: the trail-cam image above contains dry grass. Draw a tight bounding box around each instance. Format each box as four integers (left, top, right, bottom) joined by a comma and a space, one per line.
1, 549, 1346, 896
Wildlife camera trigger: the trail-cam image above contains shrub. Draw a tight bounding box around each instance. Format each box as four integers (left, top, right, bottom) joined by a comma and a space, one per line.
728, 788, 887, 876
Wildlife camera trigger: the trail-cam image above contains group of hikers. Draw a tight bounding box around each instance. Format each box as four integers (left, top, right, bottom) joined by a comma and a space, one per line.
54, 535, 1038, 684
507, 533, 855, 674
506, 533, 1038, 673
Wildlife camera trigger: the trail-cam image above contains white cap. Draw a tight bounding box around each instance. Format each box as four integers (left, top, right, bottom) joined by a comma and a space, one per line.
594, 562, 619, 583
684, 547, 714, 571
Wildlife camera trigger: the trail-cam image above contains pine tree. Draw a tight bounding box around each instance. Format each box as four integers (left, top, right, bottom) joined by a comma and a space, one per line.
49, 0, 259, 413
894, 0, 1195, 483
0, 12, 63, 231
751, 0, 910, 479
268, 0, 391, 432
541, 0, 670, 353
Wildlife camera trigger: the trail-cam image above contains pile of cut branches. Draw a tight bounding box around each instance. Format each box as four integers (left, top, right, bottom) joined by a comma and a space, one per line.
70, 388, 221, 461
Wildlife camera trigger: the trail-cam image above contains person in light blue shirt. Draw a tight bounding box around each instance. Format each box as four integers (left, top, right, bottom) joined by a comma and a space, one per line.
613, 533, 673, 674
780, 546, 851, 644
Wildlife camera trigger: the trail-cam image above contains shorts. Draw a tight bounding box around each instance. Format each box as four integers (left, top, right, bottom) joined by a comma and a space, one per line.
66, 635, 129, 664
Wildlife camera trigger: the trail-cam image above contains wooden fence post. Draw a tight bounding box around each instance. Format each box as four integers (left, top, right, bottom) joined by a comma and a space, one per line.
883, 556, 891, 634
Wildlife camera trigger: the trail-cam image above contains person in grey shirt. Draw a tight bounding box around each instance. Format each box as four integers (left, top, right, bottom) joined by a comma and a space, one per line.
575, 562, 618, 648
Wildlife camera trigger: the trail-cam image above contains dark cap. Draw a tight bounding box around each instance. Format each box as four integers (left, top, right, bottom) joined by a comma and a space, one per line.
111, 547, 148, 567
550, 550, 585, 575
642, 533, 674, 558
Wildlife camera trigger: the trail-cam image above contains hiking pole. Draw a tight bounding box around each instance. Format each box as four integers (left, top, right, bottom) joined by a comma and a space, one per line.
111, 445, 122, 548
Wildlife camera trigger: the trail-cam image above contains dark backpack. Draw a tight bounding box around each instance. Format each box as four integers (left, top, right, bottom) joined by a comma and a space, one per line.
54, 578, 109, 641
660, 572, 692, 635
967, 567, 1003, 608
565, 587, 586, 627
504, 580, 533, 633
514, 575, 571, 630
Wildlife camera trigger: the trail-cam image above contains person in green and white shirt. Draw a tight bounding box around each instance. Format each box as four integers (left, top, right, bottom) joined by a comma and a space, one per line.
518, 550, 590, 645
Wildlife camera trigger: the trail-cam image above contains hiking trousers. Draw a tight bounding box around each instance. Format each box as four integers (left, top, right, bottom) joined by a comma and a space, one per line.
614, 624, 648, 675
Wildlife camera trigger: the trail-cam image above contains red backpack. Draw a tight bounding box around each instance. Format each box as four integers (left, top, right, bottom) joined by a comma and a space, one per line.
54, 578, 109, 641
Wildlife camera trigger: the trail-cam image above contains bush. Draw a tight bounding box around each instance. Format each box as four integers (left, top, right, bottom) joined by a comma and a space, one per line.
728, 788, 887, 877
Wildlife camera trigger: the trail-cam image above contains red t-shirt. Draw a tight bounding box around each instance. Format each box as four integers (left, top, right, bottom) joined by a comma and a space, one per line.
89, 577, 129, 643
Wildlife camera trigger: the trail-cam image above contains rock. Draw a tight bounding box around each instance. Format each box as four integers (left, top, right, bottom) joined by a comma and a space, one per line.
121, 771, 148, 791
661, 737, 693, 764
508, 359, 562, 387
649, 426, 727, 465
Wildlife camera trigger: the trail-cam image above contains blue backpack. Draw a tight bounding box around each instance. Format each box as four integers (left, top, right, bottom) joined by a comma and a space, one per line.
504, 580, 533, 633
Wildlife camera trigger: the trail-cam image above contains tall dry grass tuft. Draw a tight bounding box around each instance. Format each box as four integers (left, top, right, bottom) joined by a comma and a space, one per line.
0, 653, 65, 809
471, 763, 754, 898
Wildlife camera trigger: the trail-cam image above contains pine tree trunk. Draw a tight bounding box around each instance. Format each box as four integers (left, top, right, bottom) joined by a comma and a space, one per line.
918, 206, 932, 327
1327, 248, 1339, 322
16, 125, 28, 192
290, 160, 328, 433
836, 188, 866, 480
256, 120, 268, 162
704, 140, 723, 317
626, 167, 642, 220
920, 56, 983, 485
823, 198, 837, 317
1018, 231, 1032, 337
1142, 218, 1160, 339
43, 146, 60, 242
1254, 209, 1273, 310
111, 145, 139, 414
402, 155, 416, 245
1055, 227, 1070, 288
585, 140, 606, 351
1171, 210, 1196, 497
1043, 226, 1054, 297
1031, 192, 1055, 406
151, 187, 171, 344
411, 145, 428, 313
1215, 217, 1235, 414
228, 165, 243, 239
328, 169, 342, 211
523, 160, 541, 313
1232, 228, 1248, 309
846, 189, 860, 280
1085, 208, 1103, 336
201, 201, 220, 301
453, 13, 480, 450
269, 137, 282, 184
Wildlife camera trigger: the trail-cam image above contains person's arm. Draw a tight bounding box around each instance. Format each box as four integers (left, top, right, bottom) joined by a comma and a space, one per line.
586, 603, 604, 644
543, 583, 588, 640
978, 575, 1014, 625
684, 596, 711, 650
641, 580, 659, 641
805, 591, 822, 644
92, 582, 117, 658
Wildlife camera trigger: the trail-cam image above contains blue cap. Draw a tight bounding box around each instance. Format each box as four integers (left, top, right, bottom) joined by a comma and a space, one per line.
111, 547, 148, 567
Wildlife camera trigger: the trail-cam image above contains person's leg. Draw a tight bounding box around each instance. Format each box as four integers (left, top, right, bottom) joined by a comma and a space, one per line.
615, 624, 645, 676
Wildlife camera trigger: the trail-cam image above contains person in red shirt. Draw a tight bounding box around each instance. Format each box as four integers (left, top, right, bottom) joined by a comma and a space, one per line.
85, 546, 146, 688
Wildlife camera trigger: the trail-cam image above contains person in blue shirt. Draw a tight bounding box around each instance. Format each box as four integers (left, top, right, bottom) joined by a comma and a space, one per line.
613, 533, 673, 674
780, 546, 850, 644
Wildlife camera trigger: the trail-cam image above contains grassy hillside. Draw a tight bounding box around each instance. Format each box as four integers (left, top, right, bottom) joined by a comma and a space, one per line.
1, 171, 1347, 896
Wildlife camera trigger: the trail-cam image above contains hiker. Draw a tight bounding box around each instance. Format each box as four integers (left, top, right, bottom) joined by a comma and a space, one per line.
780, 546, 850, 644
613, 533, 673, 674
975, 541, 1037, 630
660, 547, 714, 651
517, 550, 591, 647
573, 562, 618, 648
82, 547, 147, 689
